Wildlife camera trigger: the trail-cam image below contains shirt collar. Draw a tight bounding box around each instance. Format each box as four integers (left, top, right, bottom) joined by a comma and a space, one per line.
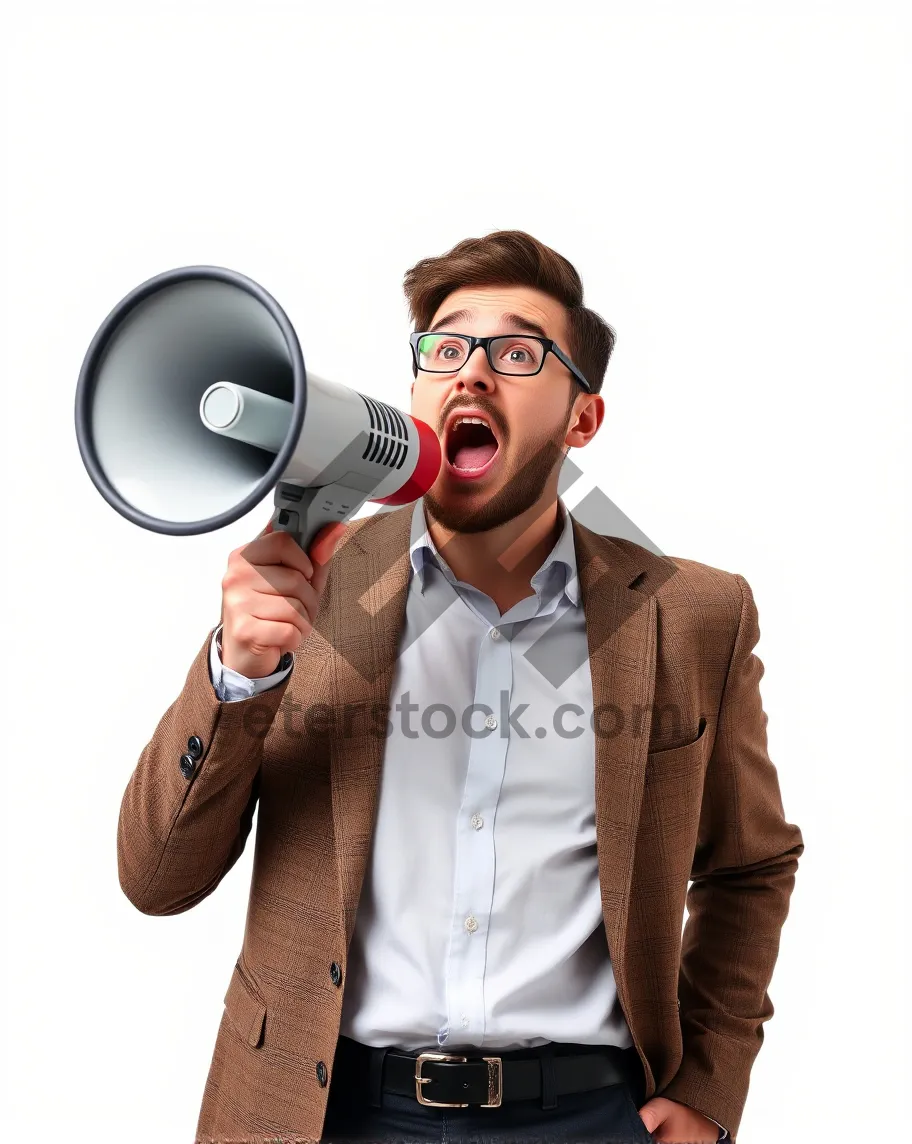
408, 497, 580, 607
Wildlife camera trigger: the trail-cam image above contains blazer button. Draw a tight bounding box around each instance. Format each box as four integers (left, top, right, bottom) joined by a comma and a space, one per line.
186, 735, 204, 759
330, 962, 343, 987
179, 753, 196, 779
316, 1061, 328, 1087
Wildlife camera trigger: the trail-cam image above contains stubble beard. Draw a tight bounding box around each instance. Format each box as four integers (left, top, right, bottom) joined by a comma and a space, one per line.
423, 417, 571, 536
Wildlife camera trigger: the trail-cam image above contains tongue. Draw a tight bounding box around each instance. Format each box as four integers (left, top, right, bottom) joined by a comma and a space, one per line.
453, 441, 498, 470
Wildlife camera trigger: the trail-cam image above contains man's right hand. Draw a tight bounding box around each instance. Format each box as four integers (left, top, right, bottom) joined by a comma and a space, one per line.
220, 519, 346, 678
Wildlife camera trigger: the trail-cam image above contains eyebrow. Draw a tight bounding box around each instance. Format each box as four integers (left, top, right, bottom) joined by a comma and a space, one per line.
428, 309, 550, 341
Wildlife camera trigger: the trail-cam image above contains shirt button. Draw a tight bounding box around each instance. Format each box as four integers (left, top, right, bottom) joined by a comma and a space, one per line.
461, 1016, 470, 1028
316, 1060, 328, 1087
471, 814, 484, 830
330, 962, 343, 987
490, 628, 501, 640
464, 915, 478, 933
484, 714, 498, 730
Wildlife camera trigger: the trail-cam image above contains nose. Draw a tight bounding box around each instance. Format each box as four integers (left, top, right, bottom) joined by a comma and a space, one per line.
451, 343, 496, 396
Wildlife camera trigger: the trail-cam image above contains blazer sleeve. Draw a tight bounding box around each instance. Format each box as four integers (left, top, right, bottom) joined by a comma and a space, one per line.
656, 573, 804, 1138
116, 624, 293, 916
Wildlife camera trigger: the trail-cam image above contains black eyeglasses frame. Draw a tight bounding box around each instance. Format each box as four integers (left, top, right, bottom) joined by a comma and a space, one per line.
409, 331, 593, 393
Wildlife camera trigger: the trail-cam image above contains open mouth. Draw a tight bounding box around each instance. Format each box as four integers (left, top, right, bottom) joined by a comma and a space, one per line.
444, 415, 501, 480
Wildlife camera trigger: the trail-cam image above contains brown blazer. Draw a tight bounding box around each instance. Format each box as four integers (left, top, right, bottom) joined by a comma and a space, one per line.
117, 504, 804, 1142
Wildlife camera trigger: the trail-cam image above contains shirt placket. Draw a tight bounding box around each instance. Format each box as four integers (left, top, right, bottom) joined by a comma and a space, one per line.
439, 613, 513, 1047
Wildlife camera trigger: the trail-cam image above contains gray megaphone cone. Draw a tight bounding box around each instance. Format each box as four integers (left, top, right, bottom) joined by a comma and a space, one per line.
75, 265, 441, 550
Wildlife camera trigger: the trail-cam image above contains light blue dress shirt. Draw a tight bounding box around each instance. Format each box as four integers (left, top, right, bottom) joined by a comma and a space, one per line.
211, 496, 630, 1050
207, 499, 727, 1137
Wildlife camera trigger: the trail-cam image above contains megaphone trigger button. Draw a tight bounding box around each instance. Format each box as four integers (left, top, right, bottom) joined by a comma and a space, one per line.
275, 509, 301, 538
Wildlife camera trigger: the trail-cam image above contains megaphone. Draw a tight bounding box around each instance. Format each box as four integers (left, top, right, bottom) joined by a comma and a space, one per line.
75, 265, 442, 550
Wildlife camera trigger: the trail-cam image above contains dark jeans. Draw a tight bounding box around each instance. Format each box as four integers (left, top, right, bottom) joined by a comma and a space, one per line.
321, 1036, 656, 1144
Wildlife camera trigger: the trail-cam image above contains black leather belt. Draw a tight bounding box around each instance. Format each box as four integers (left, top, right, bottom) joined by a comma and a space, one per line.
346, 1041, 642, 1109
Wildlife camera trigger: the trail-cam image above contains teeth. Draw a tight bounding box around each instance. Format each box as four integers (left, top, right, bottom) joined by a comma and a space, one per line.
454, 416, 490, 428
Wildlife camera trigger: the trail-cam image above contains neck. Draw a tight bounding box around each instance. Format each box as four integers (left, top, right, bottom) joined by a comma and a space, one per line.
425, 490, 565, 613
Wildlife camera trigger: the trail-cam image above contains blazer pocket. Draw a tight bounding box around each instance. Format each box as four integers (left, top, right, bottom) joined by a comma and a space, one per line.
224, 960, 267, 1049
645, 717, 708, 782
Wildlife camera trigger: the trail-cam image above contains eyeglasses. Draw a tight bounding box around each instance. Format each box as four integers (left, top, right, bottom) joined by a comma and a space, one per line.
410, 331, 593, 393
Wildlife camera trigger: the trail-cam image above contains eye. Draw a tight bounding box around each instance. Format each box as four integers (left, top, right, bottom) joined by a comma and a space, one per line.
497, 338, 542, 367
419, 336, 467, 363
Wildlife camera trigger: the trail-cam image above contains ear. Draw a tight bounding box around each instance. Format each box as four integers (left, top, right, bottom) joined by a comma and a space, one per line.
565, 394, 604, 449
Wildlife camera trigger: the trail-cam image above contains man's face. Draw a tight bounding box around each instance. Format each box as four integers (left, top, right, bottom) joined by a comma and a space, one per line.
410, 285, 592, 534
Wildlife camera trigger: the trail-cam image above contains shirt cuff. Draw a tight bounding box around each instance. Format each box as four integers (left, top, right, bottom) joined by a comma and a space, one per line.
209, 624, 294, 702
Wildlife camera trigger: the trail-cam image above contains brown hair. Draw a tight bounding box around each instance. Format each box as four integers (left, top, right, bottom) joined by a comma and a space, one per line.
403, 230, 616, 395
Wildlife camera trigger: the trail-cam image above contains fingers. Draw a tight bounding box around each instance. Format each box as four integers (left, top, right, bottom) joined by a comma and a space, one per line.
229, 615, 302, 658
242, 563, 312, 602
244, 591, 312, 640
225, 571, 320, 626
240, 527, 317, 580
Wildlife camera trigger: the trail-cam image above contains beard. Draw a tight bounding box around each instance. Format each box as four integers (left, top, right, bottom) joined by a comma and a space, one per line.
423, 417, 570, 535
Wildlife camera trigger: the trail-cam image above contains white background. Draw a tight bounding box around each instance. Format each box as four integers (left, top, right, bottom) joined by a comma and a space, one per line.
2, 2, 909, 1141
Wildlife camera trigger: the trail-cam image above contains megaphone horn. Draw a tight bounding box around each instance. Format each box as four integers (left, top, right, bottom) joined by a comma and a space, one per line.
75, 266, 441, 551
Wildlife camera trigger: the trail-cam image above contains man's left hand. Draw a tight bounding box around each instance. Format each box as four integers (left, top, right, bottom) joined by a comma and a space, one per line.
636, 1096, 721, 1142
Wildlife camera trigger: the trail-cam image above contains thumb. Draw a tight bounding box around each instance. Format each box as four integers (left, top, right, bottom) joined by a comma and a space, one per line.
637, 1098, 664, 1134
309, 521, 347, 590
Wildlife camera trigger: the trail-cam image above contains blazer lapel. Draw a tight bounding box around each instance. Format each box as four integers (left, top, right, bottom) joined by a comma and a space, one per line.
571, 518, 658, 980
324, 506, 413, 950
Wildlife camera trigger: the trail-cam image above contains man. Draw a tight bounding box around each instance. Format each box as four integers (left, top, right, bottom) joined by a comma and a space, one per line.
118, 230, 803, 1143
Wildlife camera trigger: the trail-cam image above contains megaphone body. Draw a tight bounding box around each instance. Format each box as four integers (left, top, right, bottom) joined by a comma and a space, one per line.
75, 266, 441, 551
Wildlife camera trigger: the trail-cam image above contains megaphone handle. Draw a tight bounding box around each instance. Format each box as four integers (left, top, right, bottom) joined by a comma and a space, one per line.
270, 481, 368, 553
